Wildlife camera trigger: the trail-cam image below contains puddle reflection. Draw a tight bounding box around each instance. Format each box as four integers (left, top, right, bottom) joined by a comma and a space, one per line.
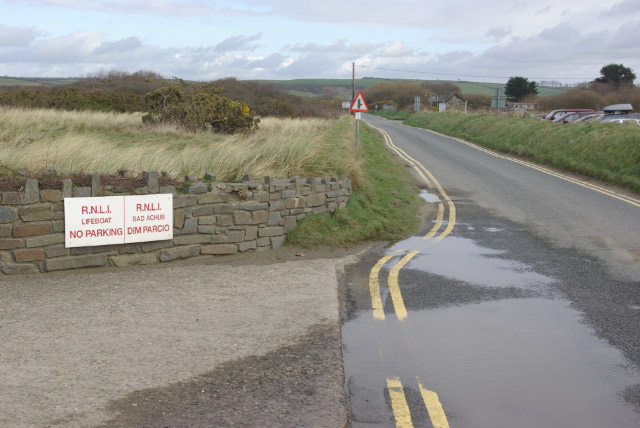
387, 236, 552, 289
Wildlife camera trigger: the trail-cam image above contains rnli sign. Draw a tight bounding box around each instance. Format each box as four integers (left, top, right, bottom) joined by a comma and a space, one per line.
64, 194, 173, 248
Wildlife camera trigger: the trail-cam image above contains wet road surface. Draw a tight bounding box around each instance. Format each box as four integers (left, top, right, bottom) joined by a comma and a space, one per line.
342, 116, 640, 427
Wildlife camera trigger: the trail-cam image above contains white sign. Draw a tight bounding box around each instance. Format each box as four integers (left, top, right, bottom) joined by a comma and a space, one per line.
342, 101, 351, 109
65, 194, 173, 248
355, 112, 362, 119
350, 90, 370, 113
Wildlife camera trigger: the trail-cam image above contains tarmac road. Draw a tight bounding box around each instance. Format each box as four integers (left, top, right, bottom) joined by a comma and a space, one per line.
342, 115, 640, 427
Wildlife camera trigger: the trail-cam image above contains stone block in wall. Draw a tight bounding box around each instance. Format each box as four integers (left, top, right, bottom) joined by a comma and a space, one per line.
61, 179, 72, 198
267, 212, 281, 227
90, 174, 101, 196
271, 236, 286, 249
1, 263, 39, 275
328, 203, 338, 212
197, 225, 217, 234
242, 203, 269, 211
198, 193, 230, 204
253, 191, 269, 202
24, 179, 39, 204
72, 187, 91, 198
213, 203, 235, 214
187, 182, 208, 194
218, 215, 233, 226
258, 226, 284, 237
245, 226, 258, 240
327, 189, 349, 198
173, 235, 211, 246
174, 210, 185, 228
159, 245, 201, 262
40, 189, 62, 202
118, 244, 139, 254
0, 225, 10, 237
205, 172, 216, 182
13, 223, 52, 237
25, 233, 64, 248
182, 218, 198, 234
269, 193, 282, 201
252, 211, 268, 225
234, 211, 251, 225
284, 216, 297, 233
70, 245, 120, 255
133, 186, 149, 195
0, 206, 18, 223
141, 240, 172, 252
238, 241, 257, 252
173, 195, 199, 208
224, 230, 245, 243
270, 200, 286, 211
0, 238, 25, 250
282, 190, 296, 199
13, 249, 45, 262
110, 253, 158, 268
290, 208, 304, 215
300, 188, 311, 196
2, 192, 23, 205
45, 245, 69, 258
201, 244, 238, 255
296, 213, 307, 220
330, 183, 340, 190
257, 237, 270, 247
145, 171, 159, 194
44, 254, 108, 272
314, 206, 327, 214
198, 215, 217, 225
192, 205, 214, 217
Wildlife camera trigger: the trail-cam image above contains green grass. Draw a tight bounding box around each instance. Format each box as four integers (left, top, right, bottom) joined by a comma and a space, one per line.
404, 113, 640, 193
287, 121, 422, 247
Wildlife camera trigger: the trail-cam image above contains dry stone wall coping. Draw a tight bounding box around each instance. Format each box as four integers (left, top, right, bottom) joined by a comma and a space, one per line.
0, 172, 352, 275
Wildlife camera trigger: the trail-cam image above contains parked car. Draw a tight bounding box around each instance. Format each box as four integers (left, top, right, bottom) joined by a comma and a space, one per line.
552, 111, 597, 123
603, 104, 633, 115
542, 109, 594, 121
574, 113, 604, 123
603, 118, 640, 125
602, 113, 640, 123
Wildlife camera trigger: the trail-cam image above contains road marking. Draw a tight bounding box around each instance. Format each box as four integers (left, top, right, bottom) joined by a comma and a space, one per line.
387, 377, 414, 428
370, 123, 456, 240
369, 255, 395, 320
388, 251, 419, 321
417, 378, 450, 428
424, 202, 444, 239
404, 123, 640, 209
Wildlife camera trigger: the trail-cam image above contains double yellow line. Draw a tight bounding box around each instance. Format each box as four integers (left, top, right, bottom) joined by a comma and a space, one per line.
366, 122, 454, 427
387, 377, 450, 428
367, 124, 456, 322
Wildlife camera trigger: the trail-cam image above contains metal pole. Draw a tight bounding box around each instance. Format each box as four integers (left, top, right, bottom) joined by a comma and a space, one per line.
352, 62, 355, 103
355, 116, 360, 150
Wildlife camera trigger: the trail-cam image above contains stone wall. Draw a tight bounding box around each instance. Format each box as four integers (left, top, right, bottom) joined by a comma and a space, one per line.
0, 173, 352, 275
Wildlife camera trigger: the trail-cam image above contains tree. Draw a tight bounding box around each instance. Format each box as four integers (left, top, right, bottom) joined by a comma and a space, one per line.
594, 63, 636, 86
504, 76, 538, 101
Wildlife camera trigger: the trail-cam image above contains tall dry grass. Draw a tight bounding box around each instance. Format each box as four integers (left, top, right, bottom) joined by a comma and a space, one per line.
0, 107, 362, 185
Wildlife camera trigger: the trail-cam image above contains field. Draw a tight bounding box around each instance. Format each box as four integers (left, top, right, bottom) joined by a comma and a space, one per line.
0, 107, 362, 184
0, 77, 78, 87
256, 78, 568, 98
404, 113, 640, 193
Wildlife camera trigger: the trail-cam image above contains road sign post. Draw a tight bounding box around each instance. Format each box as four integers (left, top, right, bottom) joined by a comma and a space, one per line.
350, 91, 369, 150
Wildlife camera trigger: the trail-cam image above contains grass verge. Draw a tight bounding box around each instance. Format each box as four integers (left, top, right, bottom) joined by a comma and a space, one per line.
368, 111, 414, 120
404, 113, 640, 194
0, 107, 362, 184
287, 121, 422, 247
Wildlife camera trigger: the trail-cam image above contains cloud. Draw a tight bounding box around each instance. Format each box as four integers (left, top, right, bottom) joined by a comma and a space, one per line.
93, 37, 143, 55
0, 23, 37, 47
214, 34, 261, 52
486, 27, 512, 40
19, 0, 216, 17
602, 0, 640, 17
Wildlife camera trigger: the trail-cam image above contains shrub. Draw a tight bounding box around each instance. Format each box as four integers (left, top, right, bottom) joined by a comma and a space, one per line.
143, 82, 259, 134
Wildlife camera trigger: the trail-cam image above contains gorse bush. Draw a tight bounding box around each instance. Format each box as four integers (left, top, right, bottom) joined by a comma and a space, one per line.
143, 82, 259, 134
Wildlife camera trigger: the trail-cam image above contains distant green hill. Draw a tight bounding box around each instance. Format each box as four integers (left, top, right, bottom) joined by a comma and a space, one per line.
254, 78, 567, 99
0, 77, 77, 87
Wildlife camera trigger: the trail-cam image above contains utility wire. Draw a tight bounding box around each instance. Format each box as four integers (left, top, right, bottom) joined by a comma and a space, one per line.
355, 64, 596, 81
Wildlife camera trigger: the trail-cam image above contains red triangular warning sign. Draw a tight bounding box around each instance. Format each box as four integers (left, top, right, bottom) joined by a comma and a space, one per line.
350, 91, 369, 113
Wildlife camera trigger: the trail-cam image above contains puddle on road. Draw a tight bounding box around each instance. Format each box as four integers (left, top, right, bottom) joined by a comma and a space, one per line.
388, 235, 552, 289
343, 298, 640, 428
419, 189, 440, 203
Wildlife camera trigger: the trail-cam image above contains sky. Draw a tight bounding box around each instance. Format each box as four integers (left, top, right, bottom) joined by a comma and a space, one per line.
0, 0, 639, 83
